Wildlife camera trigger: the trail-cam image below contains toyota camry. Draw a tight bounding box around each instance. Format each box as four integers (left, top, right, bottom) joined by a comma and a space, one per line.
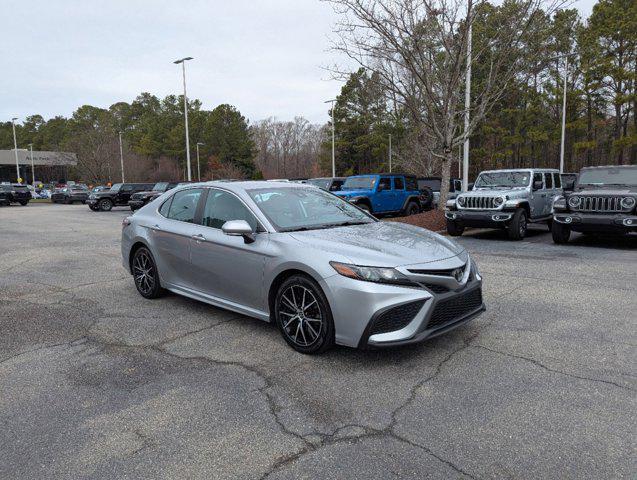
121, 181, 485, 354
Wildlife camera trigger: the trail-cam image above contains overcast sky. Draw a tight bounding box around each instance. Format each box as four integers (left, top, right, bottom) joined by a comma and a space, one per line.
1, 0, 597, 125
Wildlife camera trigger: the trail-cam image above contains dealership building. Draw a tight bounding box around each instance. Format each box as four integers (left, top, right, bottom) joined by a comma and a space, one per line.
0, 149, 77, 184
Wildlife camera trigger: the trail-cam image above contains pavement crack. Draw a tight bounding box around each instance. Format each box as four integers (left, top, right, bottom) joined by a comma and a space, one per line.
472, 344, 633, 391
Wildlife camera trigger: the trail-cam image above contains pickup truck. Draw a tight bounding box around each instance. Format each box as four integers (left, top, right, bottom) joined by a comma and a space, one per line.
334, 174, 425, 216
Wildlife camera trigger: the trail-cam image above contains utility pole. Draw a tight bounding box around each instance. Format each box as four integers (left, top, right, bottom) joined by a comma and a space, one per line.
388, 134, 392, 173
118, 131, 125, 183
559, 55, 569, 174
324, 99, 336, 177
174, 57, 194, 181
11, 117, 20, 182
29, 143, 35, 184
462, 20, 472, 192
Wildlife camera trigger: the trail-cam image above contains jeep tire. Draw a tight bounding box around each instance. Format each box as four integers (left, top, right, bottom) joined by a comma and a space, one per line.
446, 219, 464, 236
99, 198, 114, 212
551, 221, 571, 244
357, 202, 371, 213
507, 208, 527, 240
404, 201, 419, 216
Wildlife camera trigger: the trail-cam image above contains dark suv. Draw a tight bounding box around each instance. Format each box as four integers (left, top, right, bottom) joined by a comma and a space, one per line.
128, 182, 181, 211
334, 174, 424, 216
552, 165, 637, 243
51, 185, 90, 204
88, 183, 154, 211
0, 184, 32, 206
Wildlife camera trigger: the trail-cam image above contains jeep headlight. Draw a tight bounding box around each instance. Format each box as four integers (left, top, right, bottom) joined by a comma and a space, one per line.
621, 197, 636, 210
457, 196, 466, 206
568, 196, 581, 208
493, 196, 504, 207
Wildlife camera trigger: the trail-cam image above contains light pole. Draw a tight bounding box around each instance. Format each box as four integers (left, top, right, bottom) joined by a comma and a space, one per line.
28, 143, 35, 185
462, 20, 472, 192
324, 99, 336, 177
174, 56, 194, 181
118, 131, 125, 183
388, 134, 392, 173
559, 55, 569, 174
11, 117, 20, 182
196, 142, 204, 182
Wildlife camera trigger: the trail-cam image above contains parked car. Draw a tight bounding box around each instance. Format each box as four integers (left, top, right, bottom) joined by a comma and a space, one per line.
334, 174, 424, 216
418, 177, 462, 208
51, 185, 90, 204
128, 182, 182, 211
551, 165, 637, 243
121, 181, 484, 353
306, 177, 346, 192
445, 168, 561, 240
0, 184, 31, 206
87, 182, 154, 211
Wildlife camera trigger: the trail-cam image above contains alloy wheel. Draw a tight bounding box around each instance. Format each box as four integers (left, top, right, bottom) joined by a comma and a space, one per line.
278, 285, 323, 347
133, 249, 156, 296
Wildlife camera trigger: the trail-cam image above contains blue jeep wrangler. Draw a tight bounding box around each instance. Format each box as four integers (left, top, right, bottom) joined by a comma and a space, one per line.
334, 174, 424, 216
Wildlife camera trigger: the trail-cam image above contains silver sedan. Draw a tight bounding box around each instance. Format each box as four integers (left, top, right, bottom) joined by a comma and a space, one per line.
121, 181, 485, 353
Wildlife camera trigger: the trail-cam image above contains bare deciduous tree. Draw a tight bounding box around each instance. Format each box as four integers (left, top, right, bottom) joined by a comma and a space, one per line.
325, 0, 563, 208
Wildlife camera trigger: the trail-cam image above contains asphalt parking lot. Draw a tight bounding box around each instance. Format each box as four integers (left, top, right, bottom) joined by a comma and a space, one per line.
1, 203, 635, 479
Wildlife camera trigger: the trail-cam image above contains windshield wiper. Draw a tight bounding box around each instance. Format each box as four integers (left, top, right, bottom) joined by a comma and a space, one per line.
282, 221, 370, 232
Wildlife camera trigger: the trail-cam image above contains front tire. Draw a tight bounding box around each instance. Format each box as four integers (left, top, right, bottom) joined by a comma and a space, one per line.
99, 198, 113, 211
446, 219, 464, 236
132, 247, 164, 299
507, 208, 527, 240
551, 221, 571, 244
357, 202, 371, 213
19, 200, 28, 206
89, 204, 99, 211
274, 275, 335, 354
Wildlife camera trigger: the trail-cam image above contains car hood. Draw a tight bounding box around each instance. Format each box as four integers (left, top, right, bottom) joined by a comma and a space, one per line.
288, 221, 466, 269
463, 187, 530, 199
334, 189, 372, 198
573, 186, 637, 195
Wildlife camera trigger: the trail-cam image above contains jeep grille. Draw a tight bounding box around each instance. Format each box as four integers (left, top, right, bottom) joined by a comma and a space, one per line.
572, 196, 631, 213
459, 196, 499, 210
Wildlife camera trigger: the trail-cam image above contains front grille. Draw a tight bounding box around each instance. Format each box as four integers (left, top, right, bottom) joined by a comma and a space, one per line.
370, 300, 425, 335
420, 283, 450, 294
426, 288, 482, 330
572, 196, 629, 213
459, 196, 499, 210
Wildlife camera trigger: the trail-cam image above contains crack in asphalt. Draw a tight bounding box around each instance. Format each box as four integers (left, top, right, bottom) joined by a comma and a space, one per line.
471, 343, 633, 391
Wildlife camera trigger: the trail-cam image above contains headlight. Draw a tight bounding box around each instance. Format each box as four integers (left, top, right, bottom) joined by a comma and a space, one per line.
621, 196, 636, 209
329, 262, 416, 286
568, 196, 580, 208
457, 196, 466, 206
493, 196, 504, 207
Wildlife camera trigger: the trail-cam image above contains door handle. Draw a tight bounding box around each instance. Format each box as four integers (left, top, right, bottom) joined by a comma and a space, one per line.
192, 233, 206, 242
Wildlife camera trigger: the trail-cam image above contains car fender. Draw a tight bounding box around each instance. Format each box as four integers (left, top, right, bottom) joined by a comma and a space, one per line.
400, 195, 422, 211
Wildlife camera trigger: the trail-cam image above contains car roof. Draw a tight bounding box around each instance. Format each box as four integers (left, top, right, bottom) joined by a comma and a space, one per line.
479, 168, 559, 173
580, 165, 636, 170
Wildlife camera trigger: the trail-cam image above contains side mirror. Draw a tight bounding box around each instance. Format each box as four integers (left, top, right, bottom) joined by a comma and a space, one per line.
532, 180, 543, 191
563, 179, 575, 191
222, 220, 255, 244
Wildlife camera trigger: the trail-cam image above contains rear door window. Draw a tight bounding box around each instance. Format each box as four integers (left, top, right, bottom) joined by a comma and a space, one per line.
393, 177, 405, 190
553, 173, 561, 188
545, 173, 553, 189
167, 188, 203, 223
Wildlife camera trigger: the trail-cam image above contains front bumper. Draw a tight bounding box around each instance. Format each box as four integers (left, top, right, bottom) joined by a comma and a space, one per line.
554, 212, 637, 232
320, 273, 484, 348
445, 209, 512, 228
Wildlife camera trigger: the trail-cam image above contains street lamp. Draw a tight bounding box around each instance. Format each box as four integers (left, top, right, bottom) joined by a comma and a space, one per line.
118, 131, 125, 183
11, 117, 20, 182
174, 56, 194, 181
28, 143, 35, 185
557, 55, 570, 174
324, 99, 336, 177
388, 134, 392, 173
196, 142, 204, 182
462, 21, 472, 192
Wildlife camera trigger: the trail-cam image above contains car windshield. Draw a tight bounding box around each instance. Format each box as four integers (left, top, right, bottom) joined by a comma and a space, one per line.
307, 178, 331, 190
110, 183, 122, 192
153, 182, 169, 191
248, 187, 375, 232
578, 167, 637, 186
342, 176, 377, 191
14, 186, 29, 192
474, 172, 531, 188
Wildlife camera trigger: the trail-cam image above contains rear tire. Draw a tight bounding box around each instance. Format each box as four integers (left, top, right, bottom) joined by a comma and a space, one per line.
551, 221, 571, 244
507, 208, 527, 240
99, 198, 113, 211
274, 275, 335, 354
446, 219, 464, 236
89, 204, 99, 211
18, 200, 28, 206
404, 201, 419, 216
132, 247, 164, 299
